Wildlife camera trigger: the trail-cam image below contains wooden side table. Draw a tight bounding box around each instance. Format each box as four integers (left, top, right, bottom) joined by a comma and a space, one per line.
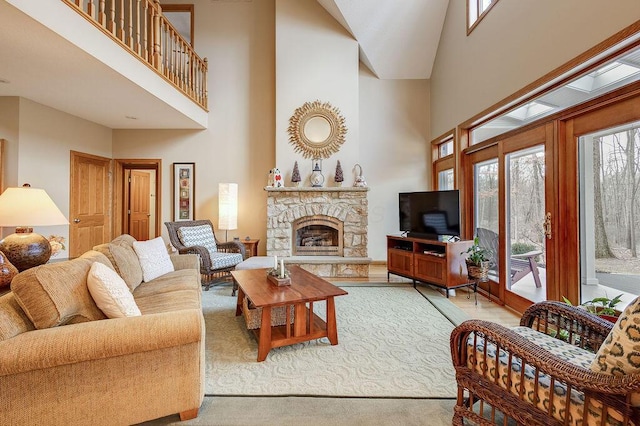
241, 239, 260, 258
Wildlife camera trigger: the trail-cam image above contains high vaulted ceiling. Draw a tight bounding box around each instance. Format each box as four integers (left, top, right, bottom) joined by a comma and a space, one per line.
0, 0, 447, 130
317, 0, 449, 79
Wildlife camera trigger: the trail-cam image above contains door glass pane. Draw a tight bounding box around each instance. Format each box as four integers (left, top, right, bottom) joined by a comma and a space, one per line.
438, 168, 454, 190
439, 141, 454, 157
579, 122, 640, 309
474, 159, 499, 282
506, 146, 546, 302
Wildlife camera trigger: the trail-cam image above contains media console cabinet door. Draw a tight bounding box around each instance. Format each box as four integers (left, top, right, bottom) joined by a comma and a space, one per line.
414, 254, 446, 285
388, 248, 413, 276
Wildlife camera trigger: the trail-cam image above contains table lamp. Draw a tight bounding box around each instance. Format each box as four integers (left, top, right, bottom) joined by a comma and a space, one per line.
218, 183, 238, 242
0, 184, 69, 271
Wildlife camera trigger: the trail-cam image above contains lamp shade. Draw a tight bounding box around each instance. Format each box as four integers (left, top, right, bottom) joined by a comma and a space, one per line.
0, 186, 68, 227
218, 183, 238, 231
0, 185, 69, 272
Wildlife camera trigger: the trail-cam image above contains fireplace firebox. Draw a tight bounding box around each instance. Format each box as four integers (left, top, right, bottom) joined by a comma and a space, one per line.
292, 216, 343, 256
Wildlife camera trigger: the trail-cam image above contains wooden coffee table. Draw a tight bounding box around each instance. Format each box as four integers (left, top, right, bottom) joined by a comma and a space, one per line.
232, 265, 348, 362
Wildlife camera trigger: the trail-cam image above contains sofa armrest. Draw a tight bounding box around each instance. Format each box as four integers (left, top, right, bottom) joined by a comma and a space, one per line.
170, 253, 199, 271
0, 308, 204, 377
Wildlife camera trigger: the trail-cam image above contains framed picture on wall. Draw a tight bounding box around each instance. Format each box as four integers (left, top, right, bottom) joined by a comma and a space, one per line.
173, 162, 195, 221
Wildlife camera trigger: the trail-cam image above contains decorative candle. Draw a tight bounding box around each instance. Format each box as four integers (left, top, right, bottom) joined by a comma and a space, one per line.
273, 255, 277, 270
280, 259, 285, 278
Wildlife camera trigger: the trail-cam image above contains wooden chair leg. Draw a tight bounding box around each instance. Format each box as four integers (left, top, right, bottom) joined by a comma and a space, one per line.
179, 408, 199, 421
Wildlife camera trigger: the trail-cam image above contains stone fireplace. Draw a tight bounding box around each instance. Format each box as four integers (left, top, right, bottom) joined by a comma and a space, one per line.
266, 187, 370, 277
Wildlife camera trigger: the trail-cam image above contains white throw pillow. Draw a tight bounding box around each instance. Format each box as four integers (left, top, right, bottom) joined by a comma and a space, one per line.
87, 262, 141, 318
133, 236, 175, 282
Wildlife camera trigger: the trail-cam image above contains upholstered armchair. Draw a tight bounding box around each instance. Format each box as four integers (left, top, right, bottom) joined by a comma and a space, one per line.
450, 299, 640, 425
165, 220, 246, 293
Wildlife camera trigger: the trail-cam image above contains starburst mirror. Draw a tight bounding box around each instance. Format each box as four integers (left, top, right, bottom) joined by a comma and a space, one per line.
287, 100, 347, 159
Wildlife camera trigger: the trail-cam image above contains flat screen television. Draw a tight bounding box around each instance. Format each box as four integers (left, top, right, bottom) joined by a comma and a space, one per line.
399, 190, 460, 240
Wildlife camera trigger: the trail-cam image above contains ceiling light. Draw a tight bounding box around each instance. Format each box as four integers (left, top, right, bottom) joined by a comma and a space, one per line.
0, 78, 10, 84
125, 115, 138, 120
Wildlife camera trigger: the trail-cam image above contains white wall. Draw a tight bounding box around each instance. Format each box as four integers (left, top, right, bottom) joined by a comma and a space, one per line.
275, 0, 359, 183
430, 0, 640, 138
114, 0, 276, 253
359, 68, 430, 260
0, 97, 112, 257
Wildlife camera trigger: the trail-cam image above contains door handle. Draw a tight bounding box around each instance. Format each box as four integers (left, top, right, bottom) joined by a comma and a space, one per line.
74, 218, 81, 223
543, 212, 552, 239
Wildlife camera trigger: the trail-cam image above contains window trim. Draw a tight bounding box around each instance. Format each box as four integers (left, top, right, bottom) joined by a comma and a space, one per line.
467, 0, 500, 35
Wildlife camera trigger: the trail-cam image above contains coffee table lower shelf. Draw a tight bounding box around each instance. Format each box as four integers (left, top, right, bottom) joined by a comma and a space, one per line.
248, 308, 328, 350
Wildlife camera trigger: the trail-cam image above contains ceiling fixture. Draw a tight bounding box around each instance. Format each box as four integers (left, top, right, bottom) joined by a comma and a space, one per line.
125, 115, 138, 120
0, 78, 10, 84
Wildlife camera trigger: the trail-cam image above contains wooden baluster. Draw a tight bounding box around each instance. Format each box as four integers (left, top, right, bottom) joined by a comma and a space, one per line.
87, 0, 95, 19
108, 0, 116, 33
134, 0, 141, 55
118, 0, 125, 42
152, 1, 161, 71
127, 0, 133, 49
203, 58, 208, 108
98, 0, 106, 27
142, 0, 149, 60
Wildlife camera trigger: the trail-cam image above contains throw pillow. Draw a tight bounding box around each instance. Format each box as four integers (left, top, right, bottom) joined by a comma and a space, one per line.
132, 236, 175, 282
178, 224, 218, 260
87, 262, 141, 318
591, 295, 640, 405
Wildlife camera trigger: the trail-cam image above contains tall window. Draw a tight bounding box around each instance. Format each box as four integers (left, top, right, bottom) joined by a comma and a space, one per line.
468, 0, 499, 33
432, 133, 456, 190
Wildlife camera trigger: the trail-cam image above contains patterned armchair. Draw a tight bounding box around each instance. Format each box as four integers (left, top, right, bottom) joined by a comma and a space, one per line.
165, 220, 246, 294
450, 299, 640, 425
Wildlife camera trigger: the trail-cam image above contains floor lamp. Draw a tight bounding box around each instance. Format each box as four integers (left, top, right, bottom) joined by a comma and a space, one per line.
218, 183, 238, 242
0, 184, 69, 271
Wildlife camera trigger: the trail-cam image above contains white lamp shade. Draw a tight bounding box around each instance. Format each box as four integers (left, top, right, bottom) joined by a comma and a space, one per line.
0, 186, 69, 227
218, 183, 238, 231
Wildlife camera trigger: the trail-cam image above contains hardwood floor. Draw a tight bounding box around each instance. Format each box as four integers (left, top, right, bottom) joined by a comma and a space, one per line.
331, 263, 521, 327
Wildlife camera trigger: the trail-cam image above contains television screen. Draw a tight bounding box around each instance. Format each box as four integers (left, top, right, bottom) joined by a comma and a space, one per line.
399, 190, 460, 239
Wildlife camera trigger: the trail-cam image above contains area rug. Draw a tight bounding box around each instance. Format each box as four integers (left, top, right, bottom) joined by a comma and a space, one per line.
203, 284, 460, 398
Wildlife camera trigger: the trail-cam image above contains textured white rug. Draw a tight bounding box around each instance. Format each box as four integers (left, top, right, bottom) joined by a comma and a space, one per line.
203, 285, 458, 398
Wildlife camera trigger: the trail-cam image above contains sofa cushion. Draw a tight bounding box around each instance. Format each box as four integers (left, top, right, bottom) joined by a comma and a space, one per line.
11, 251, 109, 329
591, 295, 640, 405
133, 236, 175, 282
93, 234, 143, 291
132, 269, 201, 299
178, 224, 218, 259
0, 292, 35, 341
87, 261, 142, 318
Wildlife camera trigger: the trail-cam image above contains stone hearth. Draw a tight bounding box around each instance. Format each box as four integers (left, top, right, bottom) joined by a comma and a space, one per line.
265, 187, 370, 277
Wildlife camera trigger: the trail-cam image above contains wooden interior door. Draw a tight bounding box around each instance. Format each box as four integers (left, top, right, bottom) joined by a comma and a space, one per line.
69, 151, 112, 258
128, 170, 151, 241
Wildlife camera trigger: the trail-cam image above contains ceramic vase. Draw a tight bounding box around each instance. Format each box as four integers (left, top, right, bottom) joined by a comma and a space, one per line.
0, 249, 18, 288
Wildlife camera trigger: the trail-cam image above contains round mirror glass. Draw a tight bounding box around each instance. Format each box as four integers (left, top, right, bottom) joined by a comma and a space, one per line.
304, 116, 332, 143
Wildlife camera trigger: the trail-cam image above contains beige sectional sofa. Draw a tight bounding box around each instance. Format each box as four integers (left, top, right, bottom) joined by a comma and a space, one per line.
0, 235, 205, 426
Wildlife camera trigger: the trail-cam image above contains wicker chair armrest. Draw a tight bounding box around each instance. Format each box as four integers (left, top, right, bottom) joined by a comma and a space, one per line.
177, 245, 212, 270
217, 241, 246, 259
451, 319, 640, 396
520, 301, 613, 351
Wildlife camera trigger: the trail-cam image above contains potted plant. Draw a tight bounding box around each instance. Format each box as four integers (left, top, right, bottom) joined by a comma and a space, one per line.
562, 294, 623, 323
462, 236, 491, 281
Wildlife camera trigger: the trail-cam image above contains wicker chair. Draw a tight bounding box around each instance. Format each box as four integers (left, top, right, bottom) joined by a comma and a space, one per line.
165, 220, 246, 294
450, 301, 640, 425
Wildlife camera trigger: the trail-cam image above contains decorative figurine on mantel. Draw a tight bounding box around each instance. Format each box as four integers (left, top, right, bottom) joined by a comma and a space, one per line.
291, 161, 301, 187
268, 168, 284, 188
334, 160, 344, 187
310, 158, 325, 187
353, 163, 367, 187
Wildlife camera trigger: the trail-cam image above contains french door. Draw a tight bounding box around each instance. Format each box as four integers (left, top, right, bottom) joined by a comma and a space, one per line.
562, 93, 640, 307
466, 123, 556, 312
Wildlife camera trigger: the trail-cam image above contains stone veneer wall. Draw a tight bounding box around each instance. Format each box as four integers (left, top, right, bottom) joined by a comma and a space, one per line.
266, 187, 370, 277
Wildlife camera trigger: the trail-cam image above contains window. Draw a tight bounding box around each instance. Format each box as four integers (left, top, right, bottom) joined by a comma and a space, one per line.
470, 43, 640, 145
467, 0, 499, 34
432, 133, 456, 190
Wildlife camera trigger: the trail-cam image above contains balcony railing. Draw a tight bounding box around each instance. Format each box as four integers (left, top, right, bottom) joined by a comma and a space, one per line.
63, 0, 208, 110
